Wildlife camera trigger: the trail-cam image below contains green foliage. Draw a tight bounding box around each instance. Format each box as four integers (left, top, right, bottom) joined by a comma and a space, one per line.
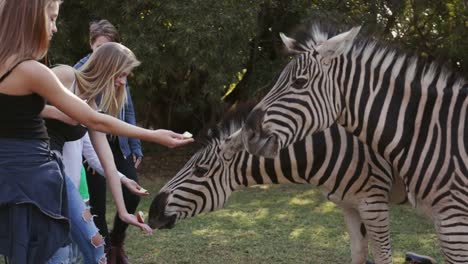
48, 0, 468, 133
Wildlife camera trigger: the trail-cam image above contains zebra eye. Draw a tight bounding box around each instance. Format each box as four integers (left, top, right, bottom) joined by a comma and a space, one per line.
292, 77, 308, 89
193, 165, 209, 178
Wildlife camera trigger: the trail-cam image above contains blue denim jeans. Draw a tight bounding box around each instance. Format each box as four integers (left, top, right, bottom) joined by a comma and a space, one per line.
69, 242, 83, 263
47, 246, 70, 264
66, 175, 105, 264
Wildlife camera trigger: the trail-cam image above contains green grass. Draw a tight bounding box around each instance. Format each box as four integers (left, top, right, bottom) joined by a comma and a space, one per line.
114, 177, 441, 264
0, 176, 441, 264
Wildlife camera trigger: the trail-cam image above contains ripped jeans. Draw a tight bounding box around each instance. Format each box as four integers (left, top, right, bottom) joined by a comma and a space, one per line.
47, 246, 70, 264
65, 175, 106, 264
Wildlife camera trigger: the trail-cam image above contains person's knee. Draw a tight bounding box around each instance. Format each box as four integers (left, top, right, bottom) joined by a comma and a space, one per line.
91, 232, 104, 248
82, 208, 93, 222
91, 232, 106, 264
83, 208, 106, 259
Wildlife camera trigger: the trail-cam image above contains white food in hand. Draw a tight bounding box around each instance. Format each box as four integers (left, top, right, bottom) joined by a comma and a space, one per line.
182, 131, 193, 138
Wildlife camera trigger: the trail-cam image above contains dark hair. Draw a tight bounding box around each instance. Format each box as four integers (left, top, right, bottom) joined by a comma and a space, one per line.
89, 19, 120, 44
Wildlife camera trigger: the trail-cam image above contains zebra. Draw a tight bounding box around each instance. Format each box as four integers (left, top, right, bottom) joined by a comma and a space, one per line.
148, 102, 410, 264
240, 21, 468, 263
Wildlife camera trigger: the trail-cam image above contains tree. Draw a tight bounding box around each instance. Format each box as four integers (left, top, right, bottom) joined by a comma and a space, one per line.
48, 0, 468, 134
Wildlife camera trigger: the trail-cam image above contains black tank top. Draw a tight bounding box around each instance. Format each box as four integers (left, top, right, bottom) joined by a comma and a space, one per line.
45, 118, 87, 152
0, 60, 48, 139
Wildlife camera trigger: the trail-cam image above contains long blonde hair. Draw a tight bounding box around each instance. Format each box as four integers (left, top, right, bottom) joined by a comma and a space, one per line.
74, 42, 141, 117
0, 0, 61, 66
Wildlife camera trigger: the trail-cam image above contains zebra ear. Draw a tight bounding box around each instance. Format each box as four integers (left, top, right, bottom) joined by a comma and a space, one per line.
315, 26, 361, 59
280, 33, 305, 55
220, 129, 244, 159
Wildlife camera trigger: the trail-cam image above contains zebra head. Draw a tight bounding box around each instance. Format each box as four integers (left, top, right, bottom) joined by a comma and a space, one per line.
242, 24, 361, 158
148, 104, 253, 229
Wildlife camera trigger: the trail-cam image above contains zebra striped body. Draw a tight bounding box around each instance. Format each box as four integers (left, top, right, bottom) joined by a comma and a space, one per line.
149, 104, 400, 263
241, 22, 468, 263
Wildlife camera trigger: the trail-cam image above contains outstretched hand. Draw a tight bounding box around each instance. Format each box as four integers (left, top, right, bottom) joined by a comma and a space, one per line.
153, 129, 194, 148
118, 212, 153, 234
121, 177, 149, 196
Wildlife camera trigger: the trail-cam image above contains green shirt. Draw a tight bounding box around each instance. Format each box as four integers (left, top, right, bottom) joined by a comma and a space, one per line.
79, 166, 90, 202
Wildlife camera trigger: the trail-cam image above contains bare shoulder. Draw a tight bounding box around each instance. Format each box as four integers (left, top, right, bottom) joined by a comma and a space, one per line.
14, 61, 67, 96
17, 60, 60, 81
16, 60, 50, 74
51, 65, 75, 87
0, 60, 53, 94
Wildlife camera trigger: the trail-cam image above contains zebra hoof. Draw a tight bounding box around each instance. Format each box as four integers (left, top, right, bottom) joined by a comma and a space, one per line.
405, 252, 436, 264
365, 260, 374, 264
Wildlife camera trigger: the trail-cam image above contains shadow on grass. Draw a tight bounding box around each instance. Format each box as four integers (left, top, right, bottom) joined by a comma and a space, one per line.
117, 178, 440, 264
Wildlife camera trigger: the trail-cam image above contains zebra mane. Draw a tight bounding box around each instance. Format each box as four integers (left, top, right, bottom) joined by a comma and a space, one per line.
292, 20, 466, 85
288, 20, 345, 50
198, 101, 258, 145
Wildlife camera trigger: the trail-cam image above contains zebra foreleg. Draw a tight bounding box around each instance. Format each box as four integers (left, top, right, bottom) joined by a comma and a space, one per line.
343, 207, 371, 264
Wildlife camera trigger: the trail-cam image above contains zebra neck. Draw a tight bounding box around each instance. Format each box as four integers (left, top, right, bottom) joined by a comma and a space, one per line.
337, 44, 466, 164
232, 151, 308, 187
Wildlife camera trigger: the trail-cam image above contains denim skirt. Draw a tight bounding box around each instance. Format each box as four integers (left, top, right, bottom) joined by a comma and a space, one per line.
0, 138, 70, 263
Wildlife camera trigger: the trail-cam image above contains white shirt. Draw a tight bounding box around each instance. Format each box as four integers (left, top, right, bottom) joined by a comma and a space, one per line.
62, 132, 125, 189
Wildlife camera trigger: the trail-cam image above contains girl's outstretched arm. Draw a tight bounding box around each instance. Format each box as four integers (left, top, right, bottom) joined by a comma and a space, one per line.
82, 132, 149, 196
88, 129, 153, 234
26, 61, 193, 146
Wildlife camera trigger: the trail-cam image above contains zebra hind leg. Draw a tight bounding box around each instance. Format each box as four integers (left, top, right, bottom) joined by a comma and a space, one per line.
342, 207, 372, 264
358, 201, 392, 264
431, 173, 468, 264
433, 206, 468, 262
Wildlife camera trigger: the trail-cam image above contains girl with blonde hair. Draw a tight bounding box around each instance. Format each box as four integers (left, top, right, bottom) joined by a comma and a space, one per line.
44, 42, 155, 263
71, 42, 138, 118
0, 0, 193, 263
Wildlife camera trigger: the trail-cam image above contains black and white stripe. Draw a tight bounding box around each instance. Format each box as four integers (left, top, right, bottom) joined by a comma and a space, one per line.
149, 104, 401, 264
242, 22, 468, 263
